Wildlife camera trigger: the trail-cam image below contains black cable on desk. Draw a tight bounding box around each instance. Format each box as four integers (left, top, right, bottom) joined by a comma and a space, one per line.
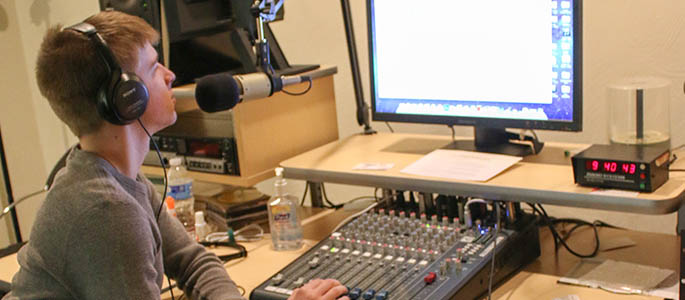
199, 241, 248, 262
527, 203, 601, 258
320, 183, 344, 209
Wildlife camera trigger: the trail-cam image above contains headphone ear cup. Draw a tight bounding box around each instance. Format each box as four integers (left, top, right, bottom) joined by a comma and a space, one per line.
110, 72, 149, 124
95, 74, 123, 125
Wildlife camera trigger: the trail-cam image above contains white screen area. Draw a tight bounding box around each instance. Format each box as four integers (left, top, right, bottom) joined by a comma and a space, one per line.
373, 0, 553, 104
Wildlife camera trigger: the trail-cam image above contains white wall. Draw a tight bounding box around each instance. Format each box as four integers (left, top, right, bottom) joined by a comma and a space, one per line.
1, 0, 684, 246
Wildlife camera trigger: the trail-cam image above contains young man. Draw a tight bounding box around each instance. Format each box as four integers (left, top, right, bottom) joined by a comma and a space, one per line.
4, 11, 348, 300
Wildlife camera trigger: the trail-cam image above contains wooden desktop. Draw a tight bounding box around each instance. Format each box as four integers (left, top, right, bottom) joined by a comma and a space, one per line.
0, 207, 674, 299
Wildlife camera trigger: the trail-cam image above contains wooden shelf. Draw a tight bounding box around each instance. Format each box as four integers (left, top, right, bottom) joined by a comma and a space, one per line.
143, 66, 339, 187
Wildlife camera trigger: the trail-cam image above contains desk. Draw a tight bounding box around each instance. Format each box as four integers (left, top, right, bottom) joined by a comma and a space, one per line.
280, 133, 685, 214
178, 209, 678, 299
0, 209, 675, 299
279, 132, 685, 298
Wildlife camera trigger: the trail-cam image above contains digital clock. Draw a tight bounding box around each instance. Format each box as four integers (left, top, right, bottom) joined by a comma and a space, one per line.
571, 144, 670, 192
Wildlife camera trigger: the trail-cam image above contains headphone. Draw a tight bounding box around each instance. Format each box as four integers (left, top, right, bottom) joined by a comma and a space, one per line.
65, 22, 149, 125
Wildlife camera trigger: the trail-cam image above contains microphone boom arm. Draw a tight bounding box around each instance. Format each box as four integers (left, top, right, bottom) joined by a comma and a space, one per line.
340, 0, 376, 135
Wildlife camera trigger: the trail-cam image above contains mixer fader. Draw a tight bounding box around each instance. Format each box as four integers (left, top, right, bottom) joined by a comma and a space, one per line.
251, 201, 540, 300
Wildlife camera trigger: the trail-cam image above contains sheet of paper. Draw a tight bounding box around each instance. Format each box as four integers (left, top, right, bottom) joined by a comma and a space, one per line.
400, 149, 522, 182
352, 162, 395, 171
589, 189, 639, 197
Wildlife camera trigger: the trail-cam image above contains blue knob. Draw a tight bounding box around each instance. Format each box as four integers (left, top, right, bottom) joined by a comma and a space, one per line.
348, 288, 362, 299
362, 289, 376, 299
375, 290, 389, 300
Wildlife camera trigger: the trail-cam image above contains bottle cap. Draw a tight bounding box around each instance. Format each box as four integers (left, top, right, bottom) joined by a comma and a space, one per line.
195, 211, 206, 225
169, 157, 183, 166
165, 196, 175, 209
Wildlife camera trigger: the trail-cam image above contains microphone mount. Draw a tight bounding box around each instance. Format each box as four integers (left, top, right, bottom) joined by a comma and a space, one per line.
340, 0, 376, 135
250, 0, 285, 95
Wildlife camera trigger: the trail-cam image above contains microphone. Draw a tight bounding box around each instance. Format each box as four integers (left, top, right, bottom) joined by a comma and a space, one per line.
193, 72, 310, 113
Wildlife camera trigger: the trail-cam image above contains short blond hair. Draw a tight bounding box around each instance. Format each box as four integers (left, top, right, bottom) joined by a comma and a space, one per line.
36, 11, 159, 137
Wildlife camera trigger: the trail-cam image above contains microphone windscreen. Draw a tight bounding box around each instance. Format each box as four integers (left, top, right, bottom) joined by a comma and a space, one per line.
195, 73, 241, 113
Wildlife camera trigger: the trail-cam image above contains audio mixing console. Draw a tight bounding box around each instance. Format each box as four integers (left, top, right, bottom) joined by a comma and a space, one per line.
251, 203, 540, 300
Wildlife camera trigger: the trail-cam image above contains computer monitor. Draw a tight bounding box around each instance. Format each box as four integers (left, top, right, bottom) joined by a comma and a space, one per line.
164, 0, 317, 86
100, 0, 317, 86
367, 0, 582, 156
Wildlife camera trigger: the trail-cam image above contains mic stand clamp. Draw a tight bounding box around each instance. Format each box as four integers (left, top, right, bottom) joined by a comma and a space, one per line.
251, 0, 283, 95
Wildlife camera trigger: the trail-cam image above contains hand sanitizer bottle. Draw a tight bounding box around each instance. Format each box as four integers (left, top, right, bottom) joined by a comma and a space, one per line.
267, 167, 303, 251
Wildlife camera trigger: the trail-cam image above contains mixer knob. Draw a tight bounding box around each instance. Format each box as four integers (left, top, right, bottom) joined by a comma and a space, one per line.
442, 216, 449, 227
388, 209, 395, 217
349, 287, 363, 300
427, 250, 436, 261
420, 213, 427, 223
399, 211, 406, 218
440, 243, 449, 252
293, 277, 305, 287
362, 289, 377, 299
375, 290, 389, 300
439, 260, 448, 276
409, 211, 417, 220
308, 257, 320, 269
431, 214, 438, 225
271, 273, 284, 285
424, 272, 437, 284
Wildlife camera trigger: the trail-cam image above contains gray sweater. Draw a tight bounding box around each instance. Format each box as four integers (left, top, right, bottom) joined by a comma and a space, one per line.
4, 147, 246, 300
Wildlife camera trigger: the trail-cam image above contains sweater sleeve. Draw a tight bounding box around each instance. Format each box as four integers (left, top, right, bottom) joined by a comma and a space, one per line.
148, 182, 246, 300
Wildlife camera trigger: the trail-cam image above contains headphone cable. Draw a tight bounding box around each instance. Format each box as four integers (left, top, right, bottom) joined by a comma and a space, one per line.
137, 119, 174, 300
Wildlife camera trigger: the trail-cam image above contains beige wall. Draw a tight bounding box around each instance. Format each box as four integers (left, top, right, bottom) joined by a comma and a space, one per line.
0, 0, 97, 247
1, 0, 684, 247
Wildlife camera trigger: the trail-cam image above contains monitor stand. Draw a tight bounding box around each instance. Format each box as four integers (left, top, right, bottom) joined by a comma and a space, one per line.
443, 127, 544, 157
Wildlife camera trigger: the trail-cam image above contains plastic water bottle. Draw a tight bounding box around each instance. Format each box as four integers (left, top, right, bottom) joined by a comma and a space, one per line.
167, 157, 195, 237
267, 167, 303, 251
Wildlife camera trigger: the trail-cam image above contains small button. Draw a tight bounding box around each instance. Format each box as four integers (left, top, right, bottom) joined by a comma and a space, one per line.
424, 272, 437, 284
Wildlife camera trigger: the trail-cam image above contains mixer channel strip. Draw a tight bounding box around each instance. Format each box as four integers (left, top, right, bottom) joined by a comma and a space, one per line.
250, 209, 540, 300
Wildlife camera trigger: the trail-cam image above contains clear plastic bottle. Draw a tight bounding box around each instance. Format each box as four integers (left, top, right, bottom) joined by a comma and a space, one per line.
194, 211, 210, 242
167, 157, 195, 238
267, 167, 303, 251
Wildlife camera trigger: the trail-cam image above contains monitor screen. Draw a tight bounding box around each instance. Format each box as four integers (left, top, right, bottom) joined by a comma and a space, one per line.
368, 0, 582, 135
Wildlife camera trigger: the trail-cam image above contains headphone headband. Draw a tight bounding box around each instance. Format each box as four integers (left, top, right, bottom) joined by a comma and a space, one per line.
64, 21, 149, 125
65, 22, 118, 76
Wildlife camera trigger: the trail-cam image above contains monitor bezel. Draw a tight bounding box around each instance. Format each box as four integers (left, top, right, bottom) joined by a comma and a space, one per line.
367, 0, 583, 132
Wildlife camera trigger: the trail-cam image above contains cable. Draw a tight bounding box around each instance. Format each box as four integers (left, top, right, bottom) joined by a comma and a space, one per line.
331, 191, 399, 232
281, 77, 313, 96
527, 203, 600, 258
320, 183, 343, 209
300, 183, 309, 206
448, 125, 456, 141
206, 224, 264, 243
138, 119, 173, 300
385, 122, 394, 133
487, 201, 501, 300
1, 189, 46, 219
199, 241, 248, 262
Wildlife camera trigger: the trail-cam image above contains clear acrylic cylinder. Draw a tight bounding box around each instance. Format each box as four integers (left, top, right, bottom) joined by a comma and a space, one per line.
607, 76, 671, 146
